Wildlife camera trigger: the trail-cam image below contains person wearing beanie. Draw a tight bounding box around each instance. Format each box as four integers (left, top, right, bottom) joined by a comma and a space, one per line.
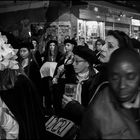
42, 40, 61, 63
18, 41, 42, 93
52, 45, 98, 125
52, 39, 76, 84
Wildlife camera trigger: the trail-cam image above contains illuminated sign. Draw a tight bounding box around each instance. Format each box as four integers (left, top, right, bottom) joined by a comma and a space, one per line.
132, 19, 140, 26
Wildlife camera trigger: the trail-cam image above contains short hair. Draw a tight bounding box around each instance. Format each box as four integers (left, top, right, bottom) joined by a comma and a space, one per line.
95, 38, 105, 48
31, 37, 39, 44
108, 47, 140, 75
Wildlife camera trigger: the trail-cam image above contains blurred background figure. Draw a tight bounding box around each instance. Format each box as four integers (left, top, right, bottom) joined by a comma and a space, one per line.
31, 37, 43, 68
42, 40, 61, 63
64, 35, 70, 40
94, 38, 105, 58
78, 37, 89, 48
71, 33, 78, 46
52, 39, 76, 84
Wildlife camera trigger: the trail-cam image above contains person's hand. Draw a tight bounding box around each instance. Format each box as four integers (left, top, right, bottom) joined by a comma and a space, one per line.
62, 94, 73, 108
52, 77, 58, 84
57, 64, 64, 74
65, 52, 74, 65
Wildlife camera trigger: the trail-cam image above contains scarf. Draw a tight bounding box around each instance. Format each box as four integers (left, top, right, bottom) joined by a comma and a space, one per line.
75, 71, 89, 104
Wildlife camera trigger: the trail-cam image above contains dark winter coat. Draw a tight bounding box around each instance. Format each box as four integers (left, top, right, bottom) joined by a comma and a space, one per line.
79, 82, 140, 139
0, 74, 46, 139
53, 66, 99, 125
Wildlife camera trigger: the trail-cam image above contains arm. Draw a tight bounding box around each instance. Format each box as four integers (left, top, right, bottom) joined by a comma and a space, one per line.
79, 104, 100, 139
64, 100, 85, 125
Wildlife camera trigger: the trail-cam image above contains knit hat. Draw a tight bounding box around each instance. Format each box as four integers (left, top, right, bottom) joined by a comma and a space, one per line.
64, 39, 77, 46
47, 40, 58, 46
73, 45, 98, 65
19, 41, 34, 50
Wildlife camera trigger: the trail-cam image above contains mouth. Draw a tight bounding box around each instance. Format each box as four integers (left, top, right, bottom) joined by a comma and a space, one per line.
99, 53, 105, 59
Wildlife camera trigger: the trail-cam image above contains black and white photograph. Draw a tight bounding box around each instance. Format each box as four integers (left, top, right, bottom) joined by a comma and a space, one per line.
0, 0, 140, 139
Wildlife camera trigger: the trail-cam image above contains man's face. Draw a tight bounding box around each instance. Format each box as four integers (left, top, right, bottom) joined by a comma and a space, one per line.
109, 58, 140, 102
99, 35, 119, 63
79, 38, 85, 46
73, 55, 89, 74
96, 41, 103, 52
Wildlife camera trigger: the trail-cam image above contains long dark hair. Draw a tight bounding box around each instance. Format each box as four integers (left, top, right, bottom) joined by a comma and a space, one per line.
107, 30, 133, 49
0, 69, 20, 90
43, 40, 59, 62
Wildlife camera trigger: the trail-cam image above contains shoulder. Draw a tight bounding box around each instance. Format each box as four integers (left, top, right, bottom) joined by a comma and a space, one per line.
16, 74, 34, 88
88, 82, 112, 118
89, 81, 109, 104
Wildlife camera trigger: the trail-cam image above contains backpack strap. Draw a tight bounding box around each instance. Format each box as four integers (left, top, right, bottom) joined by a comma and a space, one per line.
89, 81, 109, 105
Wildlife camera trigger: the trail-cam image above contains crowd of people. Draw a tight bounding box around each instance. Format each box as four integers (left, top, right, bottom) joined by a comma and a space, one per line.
0, 29, 140, 139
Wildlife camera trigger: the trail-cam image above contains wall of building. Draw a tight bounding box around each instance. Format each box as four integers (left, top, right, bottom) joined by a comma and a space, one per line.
0, 1, 48, 39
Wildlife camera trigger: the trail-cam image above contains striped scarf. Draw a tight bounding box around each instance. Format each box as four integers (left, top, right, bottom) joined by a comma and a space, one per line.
75, 71, 89, 104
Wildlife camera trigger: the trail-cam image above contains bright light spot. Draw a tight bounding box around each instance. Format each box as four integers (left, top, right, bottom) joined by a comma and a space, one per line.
132, 19, 140, 26
96, 15, 101, 18
94, 7, 98, 12
29, 31, 31, 37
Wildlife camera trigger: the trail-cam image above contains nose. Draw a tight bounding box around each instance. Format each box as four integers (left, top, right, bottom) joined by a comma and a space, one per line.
100, 43, 107, 52
20, 51, 23, 55
73, 61, 76, 66
120, 77, 126, 89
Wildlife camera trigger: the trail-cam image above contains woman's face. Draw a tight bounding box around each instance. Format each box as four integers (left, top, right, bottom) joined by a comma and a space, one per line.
64, 43, 74, 53
109, 58, 140, 102
32, 40, 37, 47
99, 35, 119, 63
49, 42, 56, 52
20, 48, 30, 59
73, 55, 89, 74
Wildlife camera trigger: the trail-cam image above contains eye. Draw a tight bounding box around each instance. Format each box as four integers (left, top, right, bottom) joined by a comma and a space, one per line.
108, 42, 114, 49
110, 74, 119, 81
127, 73, 136, 80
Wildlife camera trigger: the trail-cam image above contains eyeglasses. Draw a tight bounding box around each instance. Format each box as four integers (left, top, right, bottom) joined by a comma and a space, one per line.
97, 43, 102, 46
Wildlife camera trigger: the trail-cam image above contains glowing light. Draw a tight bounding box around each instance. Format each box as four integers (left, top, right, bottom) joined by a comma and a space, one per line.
29, 31, 31, 37
132, 19, 140, 26
96, 15, 101, 18
94, 7, 98, 12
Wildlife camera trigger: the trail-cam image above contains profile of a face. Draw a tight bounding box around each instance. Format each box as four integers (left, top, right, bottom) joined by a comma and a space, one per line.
73, 55, 89, 74
109, 51, 140, 103
99, 35, 119, 63
64, 43, 74, 53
